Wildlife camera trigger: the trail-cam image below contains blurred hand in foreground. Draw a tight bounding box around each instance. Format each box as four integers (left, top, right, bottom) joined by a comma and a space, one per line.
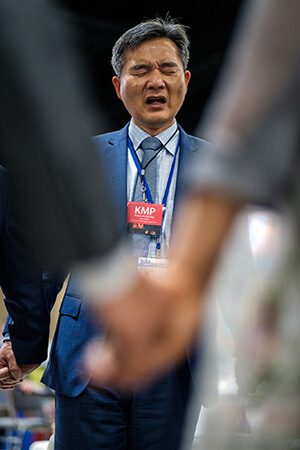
85, 270, 203, 391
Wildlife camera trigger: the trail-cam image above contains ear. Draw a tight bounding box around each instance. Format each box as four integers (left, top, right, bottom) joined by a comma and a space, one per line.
184, 70, 191, 93
112, 76, 122, 100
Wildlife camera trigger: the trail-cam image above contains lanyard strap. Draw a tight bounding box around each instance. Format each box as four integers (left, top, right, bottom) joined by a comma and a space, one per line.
128, 131, 180, 206
161, 137, 180, 207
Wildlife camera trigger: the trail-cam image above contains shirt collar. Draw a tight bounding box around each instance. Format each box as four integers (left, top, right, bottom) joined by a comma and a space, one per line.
128, 120, 179, 156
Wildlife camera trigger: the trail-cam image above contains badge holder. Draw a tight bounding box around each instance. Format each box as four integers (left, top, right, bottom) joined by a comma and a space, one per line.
137, 256, 168, 279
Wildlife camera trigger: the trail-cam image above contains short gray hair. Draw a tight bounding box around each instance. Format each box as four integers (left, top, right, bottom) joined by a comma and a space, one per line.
111, 17, 190, 77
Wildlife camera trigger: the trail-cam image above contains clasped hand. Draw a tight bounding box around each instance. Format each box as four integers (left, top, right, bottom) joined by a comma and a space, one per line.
0, 340, 38, 389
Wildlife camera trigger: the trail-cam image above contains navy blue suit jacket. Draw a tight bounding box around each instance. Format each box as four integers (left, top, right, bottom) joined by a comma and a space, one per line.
0, 166, 51, 364
42, 124, 216, 403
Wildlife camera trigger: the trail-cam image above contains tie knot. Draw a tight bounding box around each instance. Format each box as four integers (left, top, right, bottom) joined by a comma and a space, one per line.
140, 137, 161, 152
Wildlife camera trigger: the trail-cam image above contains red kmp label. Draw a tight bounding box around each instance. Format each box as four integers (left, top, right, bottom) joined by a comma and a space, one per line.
127, 201, 163, 236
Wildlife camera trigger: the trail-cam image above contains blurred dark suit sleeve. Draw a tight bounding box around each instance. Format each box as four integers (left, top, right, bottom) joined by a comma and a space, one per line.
0, 0, 120, 270
0, 166, 53, 364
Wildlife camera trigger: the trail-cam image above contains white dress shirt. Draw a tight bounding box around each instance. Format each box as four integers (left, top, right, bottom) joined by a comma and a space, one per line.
127, 120, 180, 259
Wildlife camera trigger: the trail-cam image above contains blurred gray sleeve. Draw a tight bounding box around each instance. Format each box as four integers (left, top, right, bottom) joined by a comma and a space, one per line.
190, 0, 300, 205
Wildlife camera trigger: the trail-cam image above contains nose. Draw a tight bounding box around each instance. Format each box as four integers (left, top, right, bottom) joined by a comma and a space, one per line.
146, 69, 165, 89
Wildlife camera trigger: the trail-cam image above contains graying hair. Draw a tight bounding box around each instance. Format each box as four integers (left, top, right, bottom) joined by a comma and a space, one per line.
111, 17, 190, 77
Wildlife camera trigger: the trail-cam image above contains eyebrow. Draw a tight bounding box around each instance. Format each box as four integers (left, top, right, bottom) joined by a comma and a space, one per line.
130, 63, 151, 72
130, 61, 179, 71
159, 62, 179, 68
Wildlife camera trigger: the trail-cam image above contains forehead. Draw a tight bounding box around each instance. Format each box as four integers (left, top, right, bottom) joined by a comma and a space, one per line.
123, 38, 182, 68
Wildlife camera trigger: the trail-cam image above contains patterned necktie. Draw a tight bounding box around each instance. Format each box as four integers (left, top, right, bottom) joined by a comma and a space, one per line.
131, 136, 161, 257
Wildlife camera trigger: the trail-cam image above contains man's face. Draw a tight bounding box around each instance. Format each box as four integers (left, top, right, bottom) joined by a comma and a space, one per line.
113, 38, 191, 135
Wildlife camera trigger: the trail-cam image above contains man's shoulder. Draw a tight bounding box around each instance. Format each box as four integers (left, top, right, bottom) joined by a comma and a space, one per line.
92, 124, 129, 148
179, 126, 211, 152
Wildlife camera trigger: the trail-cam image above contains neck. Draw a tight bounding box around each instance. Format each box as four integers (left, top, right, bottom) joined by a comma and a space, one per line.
132, 119, 176, 136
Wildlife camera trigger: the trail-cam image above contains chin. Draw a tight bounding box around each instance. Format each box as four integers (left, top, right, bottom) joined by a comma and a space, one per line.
144, 115, 173, 130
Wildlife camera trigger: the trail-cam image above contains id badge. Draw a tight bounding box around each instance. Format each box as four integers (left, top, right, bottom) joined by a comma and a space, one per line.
127, 201, 164, 237
138, 257, 168, 279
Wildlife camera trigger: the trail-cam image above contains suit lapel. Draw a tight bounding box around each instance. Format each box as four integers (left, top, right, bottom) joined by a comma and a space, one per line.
173, 126, 199, 216
99, 125, 129, 234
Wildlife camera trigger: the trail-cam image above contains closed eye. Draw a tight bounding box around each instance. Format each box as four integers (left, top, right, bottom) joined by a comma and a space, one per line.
159, 62, 179, 74
129, 62, 180, 76
129, 64, 151, 76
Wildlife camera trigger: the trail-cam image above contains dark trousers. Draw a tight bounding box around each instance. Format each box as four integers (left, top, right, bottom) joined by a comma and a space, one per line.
55, 359, 199, 449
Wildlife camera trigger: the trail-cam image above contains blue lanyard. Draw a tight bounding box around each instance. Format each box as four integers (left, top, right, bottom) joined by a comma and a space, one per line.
128, 132, 180, 206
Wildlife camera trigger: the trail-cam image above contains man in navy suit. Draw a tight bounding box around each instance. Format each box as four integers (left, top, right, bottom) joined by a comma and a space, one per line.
5, 17, 215, 449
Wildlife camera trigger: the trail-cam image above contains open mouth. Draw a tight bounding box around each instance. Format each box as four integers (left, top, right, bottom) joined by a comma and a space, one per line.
146, 96, 167, 105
